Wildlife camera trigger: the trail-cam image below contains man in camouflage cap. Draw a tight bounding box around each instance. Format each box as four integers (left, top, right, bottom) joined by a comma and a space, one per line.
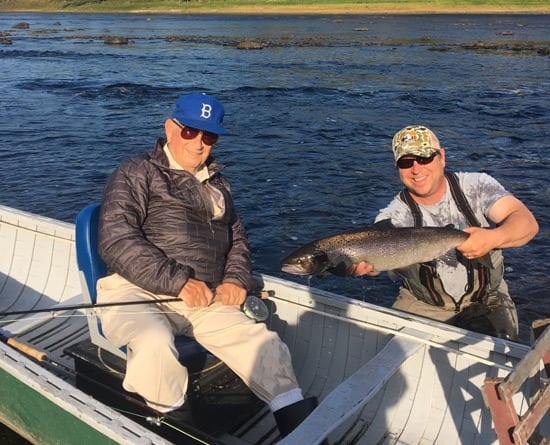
392, 125, 441, 162
350, 125, 539, 341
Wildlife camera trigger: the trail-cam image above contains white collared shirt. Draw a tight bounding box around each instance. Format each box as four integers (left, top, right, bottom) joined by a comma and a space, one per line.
164, 144, 225, 219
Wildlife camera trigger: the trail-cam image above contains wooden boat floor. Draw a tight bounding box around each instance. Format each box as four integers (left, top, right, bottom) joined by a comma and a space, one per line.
65, 340, 265, 445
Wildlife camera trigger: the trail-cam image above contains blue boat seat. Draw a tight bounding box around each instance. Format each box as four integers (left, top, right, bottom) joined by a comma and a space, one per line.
75, 203, 206, 362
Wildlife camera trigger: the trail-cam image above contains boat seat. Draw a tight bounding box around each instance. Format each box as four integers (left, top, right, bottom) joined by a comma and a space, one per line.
75, 203, 207, 362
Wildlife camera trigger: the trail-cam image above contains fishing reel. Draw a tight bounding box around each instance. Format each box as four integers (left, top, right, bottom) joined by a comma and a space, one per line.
242, 295, 269, 322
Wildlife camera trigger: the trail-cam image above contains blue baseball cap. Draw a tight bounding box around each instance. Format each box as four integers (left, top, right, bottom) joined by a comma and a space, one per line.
171, 93, 227, 135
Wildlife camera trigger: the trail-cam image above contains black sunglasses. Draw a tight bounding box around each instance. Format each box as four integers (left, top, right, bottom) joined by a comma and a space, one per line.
396, 153, 439, 169
172, 119, 219, 145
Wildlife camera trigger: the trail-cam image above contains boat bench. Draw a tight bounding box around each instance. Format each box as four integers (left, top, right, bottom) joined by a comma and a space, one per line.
279, 328, 426, 445
65, 338, 263, 443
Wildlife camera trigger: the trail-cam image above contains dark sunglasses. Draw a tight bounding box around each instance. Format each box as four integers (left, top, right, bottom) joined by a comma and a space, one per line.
396, 153, 439, 169
172, 119, 219, 145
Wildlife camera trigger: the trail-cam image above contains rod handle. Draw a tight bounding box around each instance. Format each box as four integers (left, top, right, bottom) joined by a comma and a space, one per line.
6, 337, 47, 362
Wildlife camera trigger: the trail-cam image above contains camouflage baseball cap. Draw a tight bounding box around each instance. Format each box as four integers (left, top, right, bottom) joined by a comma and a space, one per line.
392, 125, 441, 163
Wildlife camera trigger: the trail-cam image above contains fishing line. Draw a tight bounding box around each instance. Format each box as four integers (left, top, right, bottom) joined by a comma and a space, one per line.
0, 219, 74, 243
279, 297, 516, 372
114, 404, 212, 444
159, 419, 211, 445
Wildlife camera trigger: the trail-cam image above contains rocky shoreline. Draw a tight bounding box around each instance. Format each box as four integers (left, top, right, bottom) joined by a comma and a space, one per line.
2, 20, 549, 56
1, 1, 550, 15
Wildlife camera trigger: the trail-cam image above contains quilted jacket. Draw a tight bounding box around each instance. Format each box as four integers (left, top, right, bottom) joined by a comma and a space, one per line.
98, 138, 255, 296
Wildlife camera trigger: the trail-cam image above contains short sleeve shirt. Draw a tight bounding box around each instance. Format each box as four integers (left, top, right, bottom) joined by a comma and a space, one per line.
375, 172, 510, 299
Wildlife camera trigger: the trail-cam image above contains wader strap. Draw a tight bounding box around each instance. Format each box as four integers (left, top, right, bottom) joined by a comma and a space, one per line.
399, 190, 423, 227
399, 171, 490, 307
399, 172, 482, 228
445, 172, 481, 227
418, 263, 445, 307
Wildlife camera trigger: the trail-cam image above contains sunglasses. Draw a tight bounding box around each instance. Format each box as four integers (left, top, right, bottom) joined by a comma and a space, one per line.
396, 153, 439, 169
172, 119, 219, 145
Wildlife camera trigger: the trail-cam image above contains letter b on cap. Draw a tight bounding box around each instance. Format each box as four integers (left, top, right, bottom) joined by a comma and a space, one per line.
201, 103, 212, 119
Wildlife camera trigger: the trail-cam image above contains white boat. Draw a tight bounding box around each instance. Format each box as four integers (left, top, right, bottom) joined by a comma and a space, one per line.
0, 204, 546, 444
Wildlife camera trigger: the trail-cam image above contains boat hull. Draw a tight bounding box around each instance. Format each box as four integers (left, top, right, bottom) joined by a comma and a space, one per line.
0, 204, 543, 444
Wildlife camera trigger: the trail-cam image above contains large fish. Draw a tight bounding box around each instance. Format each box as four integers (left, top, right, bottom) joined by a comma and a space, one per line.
281, 225, 470, 276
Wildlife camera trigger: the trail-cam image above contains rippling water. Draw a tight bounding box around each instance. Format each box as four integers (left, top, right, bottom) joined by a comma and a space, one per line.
0, 11, 549, 442
1, 12, 549, 330
1, 13, 549, 318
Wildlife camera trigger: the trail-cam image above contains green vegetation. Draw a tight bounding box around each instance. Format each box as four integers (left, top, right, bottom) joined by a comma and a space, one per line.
0, 0, 548, 14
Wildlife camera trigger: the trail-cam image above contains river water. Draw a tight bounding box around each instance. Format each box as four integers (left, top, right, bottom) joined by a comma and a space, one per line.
0, 12, 549, 442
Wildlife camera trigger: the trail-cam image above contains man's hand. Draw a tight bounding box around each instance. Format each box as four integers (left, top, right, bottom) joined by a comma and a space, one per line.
457, 227, 495, 259
178, 278, 214, 307
215, 282, 247, 306
348, 261, 380, 277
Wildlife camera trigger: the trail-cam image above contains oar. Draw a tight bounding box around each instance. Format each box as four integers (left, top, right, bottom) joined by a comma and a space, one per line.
0, 290, 273, 320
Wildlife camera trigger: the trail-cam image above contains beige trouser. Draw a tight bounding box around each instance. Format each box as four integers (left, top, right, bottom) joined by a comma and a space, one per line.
96, 274, 301, 412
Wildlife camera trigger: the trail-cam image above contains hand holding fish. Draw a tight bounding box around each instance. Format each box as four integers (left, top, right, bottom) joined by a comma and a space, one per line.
347, 261, 380, 277
457, 226, 494, 259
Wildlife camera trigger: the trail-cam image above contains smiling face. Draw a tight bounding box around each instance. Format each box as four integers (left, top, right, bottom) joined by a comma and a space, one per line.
398, 148, 447, 205
165, 119, 215, 174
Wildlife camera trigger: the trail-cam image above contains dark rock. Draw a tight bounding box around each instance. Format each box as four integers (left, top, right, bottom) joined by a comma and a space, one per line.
12, 22, 30, 30
104, 36, 130, 45
236, 39, 266, 50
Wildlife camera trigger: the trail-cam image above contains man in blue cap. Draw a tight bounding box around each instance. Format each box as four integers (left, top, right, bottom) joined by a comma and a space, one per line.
97, 93, 316, 437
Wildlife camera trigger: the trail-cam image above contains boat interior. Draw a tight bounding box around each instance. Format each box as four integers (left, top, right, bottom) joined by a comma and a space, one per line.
0, 205, 546, 445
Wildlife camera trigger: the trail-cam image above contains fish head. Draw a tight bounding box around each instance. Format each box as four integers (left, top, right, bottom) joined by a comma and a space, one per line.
281, 249, 330, 276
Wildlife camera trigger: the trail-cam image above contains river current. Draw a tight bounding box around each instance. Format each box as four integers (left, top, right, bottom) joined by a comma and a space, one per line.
1, 12, 549, 334
0, 12, 549, 442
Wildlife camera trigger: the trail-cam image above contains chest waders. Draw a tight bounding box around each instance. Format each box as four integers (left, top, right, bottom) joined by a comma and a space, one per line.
399, 172, 495, 313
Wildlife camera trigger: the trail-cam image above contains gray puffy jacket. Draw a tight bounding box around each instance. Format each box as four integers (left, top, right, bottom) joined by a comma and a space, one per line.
98, 138, 255, 296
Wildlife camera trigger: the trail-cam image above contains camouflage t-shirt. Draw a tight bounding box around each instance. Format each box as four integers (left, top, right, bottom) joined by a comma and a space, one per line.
375, 172, 510, 300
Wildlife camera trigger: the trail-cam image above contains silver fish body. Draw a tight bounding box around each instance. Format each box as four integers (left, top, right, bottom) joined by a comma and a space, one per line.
281, 226, 469, 276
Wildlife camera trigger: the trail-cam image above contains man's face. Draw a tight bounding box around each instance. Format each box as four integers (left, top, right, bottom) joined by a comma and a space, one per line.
397, 148, 446, 203
166, 119, 217, 171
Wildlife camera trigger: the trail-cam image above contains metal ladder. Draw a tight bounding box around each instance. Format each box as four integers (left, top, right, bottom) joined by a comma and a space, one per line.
482, 319, 550, 445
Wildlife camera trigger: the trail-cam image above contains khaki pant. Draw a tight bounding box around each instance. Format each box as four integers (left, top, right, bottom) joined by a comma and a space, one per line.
97, 274, 301, 412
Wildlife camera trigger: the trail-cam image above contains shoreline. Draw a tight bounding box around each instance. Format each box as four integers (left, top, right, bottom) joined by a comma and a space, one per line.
1, 5, 550, 15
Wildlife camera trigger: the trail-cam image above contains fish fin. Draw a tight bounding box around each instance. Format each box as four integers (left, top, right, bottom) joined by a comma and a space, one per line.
328, 261, 350, 277
455, 250, 494, 269
439, 249, 461, 267
389, 266, 416, 282
373, 218, 395, 229
387, 270, 400, 282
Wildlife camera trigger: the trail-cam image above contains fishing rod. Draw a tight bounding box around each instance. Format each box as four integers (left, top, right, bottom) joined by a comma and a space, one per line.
0, 330, 217, 444
0, 297, 181, 316
0, 328, 75, 376
0, 290, 273, 321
